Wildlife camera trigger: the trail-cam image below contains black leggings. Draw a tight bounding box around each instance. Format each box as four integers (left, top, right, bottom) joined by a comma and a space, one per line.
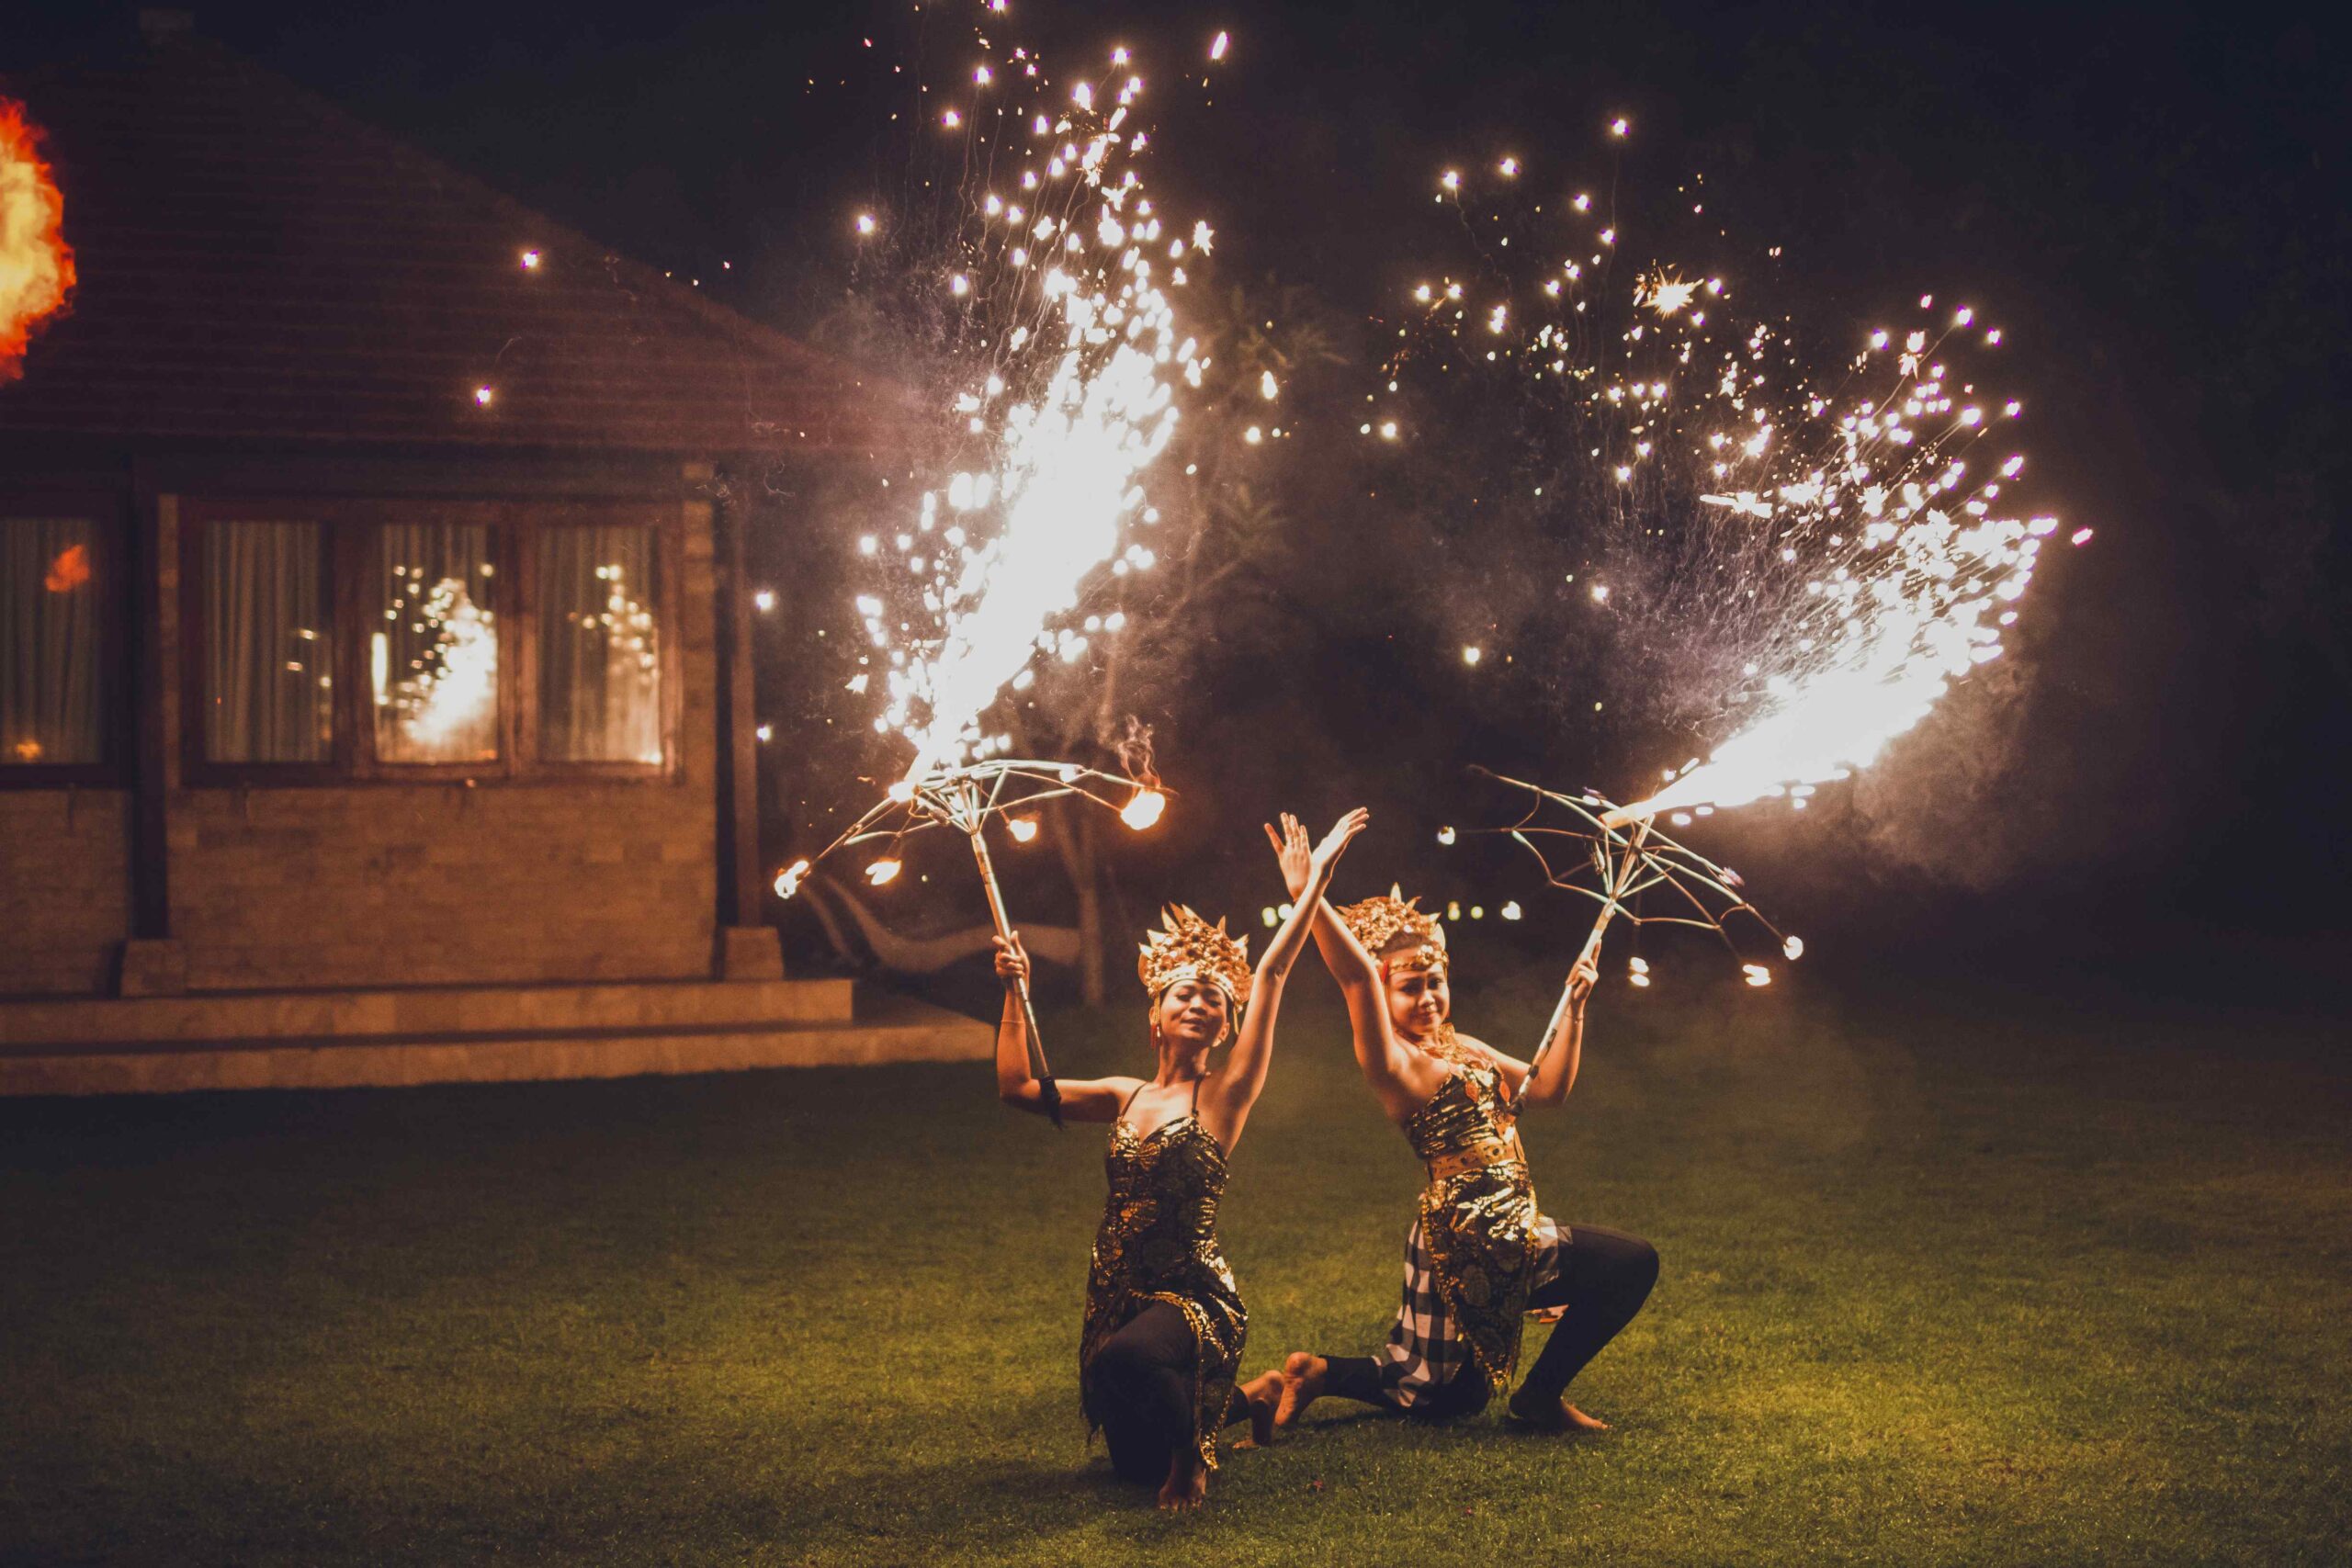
1088, 1303, 1236, 1485
1325, 1223, 1659, 1416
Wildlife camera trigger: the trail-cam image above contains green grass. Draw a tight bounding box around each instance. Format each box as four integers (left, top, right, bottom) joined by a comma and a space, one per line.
3, 967, 2346, 1565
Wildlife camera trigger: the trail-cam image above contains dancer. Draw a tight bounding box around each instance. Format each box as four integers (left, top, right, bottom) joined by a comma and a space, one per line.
994, 808, 1367, 1509
1253, 880, 1658, 1433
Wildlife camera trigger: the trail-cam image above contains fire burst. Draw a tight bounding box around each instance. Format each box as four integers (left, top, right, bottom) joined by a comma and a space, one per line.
0, 98, 75, 382
1396, 130, 2075, 827
854, 43, 1207, 785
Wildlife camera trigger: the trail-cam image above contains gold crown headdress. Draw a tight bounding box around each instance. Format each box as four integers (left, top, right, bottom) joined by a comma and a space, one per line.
1338, 886, 1449, 973
1137, 905, 1253, 1010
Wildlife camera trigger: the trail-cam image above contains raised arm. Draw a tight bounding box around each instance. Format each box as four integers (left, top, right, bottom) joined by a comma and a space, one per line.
1272, 838, 1444, 1123
1204, 809, 1367, 1134
991, 933, 1136, 1122
1512, 952, 1600, 1110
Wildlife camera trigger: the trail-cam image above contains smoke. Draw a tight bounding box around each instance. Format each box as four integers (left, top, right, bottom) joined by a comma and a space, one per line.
0, 98, 74, 381
1836, 657, 2037, 888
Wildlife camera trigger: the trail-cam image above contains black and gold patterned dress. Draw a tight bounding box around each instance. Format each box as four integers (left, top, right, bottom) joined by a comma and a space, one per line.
1402, 1031, 1548, 1388
1078, 1086, 1248, 1472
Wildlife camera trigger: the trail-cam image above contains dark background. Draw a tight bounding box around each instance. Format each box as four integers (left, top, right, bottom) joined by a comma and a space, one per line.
17, 2, 2351, 999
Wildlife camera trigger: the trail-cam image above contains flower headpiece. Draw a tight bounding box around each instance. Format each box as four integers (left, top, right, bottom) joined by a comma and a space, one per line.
1338, 886, 1449, 974
1137, 905, 1253, 1010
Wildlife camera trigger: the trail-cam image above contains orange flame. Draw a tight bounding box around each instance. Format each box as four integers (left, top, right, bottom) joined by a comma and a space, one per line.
1, 97, 75, 383
43, 543, 89, 592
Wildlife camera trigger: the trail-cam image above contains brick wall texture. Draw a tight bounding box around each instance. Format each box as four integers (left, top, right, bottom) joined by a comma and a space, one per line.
0, 792, 134, 995
0, 499, 719, 997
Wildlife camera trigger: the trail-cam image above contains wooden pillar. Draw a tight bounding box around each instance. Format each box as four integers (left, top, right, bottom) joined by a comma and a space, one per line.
708, 465, 781, 979
118, 464, 186, 996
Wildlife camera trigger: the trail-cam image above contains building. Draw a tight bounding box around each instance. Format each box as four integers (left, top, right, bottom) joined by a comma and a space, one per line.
0, 18, 982, 1092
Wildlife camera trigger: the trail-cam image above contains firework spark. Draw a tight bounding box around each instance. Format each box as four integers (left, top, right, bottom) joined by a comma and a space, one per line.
852, 44, 1205, 785
1397, 128, 2071, 827
0, 98, 75, 382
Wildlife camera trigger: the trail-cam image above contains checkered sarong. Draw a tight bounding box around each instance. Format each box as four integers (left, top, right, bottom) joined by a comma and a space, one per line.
1369, 1211, 1565, 1409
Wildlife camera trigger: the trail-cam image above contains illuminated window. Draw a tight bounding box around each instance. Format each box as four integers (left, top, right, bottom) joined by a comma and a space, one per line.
1, 515, 112, 768
538, 525, 663, 764
201, 520, 334, 764
371, 523, 500, 765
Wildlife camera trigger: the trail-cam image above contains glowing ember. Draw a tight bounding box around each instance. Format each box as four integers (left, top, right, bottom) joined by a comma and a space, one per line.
1119, 788, 1167, 830
865, 857, 904, 887
1640, 274, 1700, 316
0, 98, 75, 382
1007, 815, 1040, 843
774, 859, 812, 898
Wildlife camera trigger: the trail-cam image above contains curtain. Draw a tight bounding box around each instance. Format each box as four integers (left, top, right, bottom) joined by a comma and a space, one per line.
539, 525, 662, 763
1, 517, 107, 766
203, 521, 333, 763
373, 523, 500, 765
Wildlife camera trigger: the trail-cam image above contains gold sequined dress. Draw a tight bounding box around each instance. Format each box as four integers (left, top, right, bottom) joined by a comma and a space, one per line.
1403, 1029, 1547, 1388
1079, 1091, 1247, 1471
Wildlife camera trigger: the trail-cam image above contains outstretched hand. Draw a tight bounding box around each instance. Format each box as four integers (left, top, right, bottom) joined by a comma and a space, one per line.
1263, 808, 1370, 900
1309, 807, 1371, 882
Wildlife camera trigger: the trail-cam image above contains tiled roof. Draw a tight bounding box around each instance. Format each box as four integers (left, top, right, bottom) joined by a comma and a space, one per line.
0, 32, 919, 456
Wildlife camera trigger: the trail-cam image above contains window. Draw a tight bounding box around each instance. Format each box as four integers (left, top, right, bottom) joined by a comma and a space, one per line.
538, 525, 663, 765
372, 522, 500, 765
2, 509, 118, 775
200, 519, 334, 764
185, 499, 675, 783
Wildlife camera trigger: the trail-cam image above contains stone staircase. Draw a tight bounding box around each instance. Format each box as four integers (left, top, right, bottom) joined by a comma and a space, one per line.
0, 977, 988, 1096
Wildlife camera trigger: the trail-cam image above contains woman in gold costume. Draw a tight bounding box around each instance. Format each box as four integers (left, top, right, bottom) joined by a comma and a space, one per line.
1258, 882, 1658, 1433
993, 807, 1367, 1509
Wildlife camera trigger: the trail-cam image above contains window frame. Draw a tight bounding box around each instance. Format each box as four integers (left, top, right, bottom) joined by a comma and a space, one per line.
517, 500, 684, 784
0, 491, 134, 789
181, 495, 682, 787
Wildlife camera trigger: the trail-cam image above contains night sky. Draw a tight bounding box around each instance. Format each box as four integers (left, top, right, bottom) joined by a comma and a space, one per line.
17, 3, 2351, 983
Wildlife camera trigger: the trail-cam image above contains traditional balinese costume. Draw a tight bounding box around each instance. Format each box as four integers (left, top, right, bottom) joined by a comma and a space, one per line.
1079, 908, 1255, 1482
1316, 893, 1657, 1419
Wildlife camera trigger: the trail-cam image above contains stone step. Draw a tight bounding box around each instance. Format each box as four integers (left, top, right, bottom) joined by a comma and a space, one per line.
0, 977, 854, 1049
0, 993, 989, 1097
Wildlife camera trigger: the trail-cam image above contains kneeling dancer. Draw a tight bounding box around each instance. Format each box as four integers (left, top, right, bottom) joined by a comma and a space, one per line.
995, 809, 1365, 1508
1256, 885, 1658, 1431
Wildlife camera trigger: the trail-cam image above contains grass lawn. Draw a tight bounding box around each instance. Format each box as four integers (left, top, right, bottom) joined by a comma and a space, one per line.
3, 964, 2346, 1565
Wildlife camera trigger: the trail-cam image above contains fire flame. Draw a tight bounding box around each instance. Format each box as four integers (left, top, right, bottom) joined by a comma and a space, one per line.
1118, 788, 1167, 830
0, 98, 74, 382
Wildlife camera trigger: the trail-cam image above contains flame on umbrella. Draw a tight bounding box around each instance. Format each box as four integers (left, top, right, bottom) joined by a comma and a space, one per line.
0, 98, 74, 382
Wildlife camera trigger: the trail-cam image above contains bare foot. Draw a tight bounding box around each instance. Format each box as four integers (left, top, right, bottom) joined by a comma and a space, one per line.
1231, 1371, 1283, 1450
1158, 1450, 1208, 1511
1274, 1351, 1327, 1432
1506, 1386, 1611, 1432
